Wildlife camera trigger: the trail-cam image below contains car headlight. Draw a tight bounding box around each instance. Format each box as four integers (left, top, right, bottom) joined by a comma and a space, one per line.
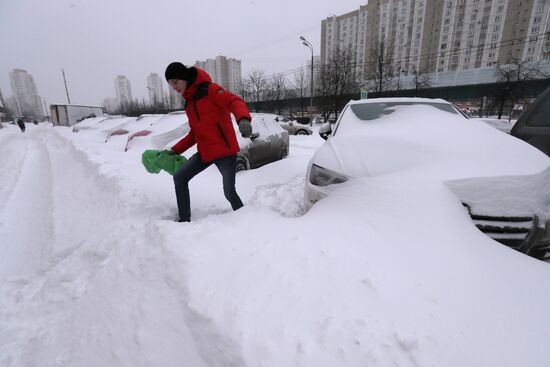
309, 164, 349, 186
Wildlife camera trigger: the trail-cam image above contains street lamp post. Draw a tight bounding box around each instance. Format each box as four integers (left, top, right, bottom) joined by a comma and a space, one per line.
300, 36, 314, 126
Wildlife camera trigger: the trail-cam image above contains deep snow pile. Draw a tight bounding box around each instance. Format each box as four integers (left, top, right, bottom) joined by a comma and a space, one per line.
1, 119, 550, 367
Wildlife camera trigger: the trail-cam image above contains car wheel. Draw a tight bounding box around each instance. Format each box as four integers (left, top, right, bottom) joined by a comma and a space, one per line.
236, 157, 248, 172
296, 130, 308, 135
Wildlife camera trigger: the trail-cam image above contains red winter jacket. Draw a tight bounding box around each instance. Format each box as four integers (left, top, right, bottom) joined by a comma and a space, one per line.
171, 68, 252, 162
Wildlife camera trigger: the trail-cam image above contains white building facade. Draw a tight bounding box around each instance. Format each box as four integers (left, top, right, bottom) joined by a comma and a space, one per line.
321, 6, 369, 79
114, 75, 133, 107
146, 73, 165, 106
195, 56, 243, 92
8, 69, 43, 117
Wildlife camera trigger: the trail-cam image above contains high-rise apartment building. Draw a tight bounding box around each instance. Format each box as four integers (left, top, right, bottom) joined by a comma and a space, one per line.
321, 6, 369, 79
227, 58, 242, 93
322, 0, 550, 82
114, 75, 133, 107
8, 69, 43, 117
194, 56, 243, 92
147, 73, 165, 105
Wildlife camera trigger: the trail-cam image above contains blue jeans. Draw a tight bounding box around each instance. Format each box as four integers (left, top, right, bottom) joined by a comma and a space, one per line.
173, 153, 243, 221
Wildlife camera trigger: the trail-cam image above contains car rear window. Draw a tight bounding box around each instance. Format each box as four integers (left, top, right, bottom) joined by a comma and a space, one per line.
349, 102, 460, 121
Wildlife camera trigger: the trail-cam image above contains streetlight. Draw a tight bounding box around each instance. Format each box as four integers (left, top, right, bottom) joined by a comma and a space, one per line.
300, 36, 314, 126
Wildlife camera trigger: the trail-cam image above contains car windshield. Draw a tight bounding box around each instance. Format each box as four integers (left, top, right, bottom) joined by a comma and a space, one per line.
349, 102, 460, 121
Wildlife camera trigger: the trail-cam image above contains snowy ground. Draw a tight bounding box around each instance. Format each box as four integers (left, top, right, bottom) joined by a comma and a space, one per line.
1, 121, 550, 366
470, 117, 516, 134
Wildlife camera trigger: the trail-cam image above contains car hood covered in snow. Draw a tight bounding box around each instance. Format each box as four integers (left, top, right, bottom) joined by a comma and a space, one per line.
313, 105, 550, 180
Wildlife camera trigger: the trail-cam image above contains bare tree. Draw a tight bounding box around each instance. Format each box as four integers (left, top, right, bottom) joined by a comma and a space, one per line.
411, 65, 432, 95
245, 69, 269, 104
293, 68, 308, 116
316, 46, 359, 121
366, 39, 395, 93
267, 73, 288, 115
494, 58, 547, 119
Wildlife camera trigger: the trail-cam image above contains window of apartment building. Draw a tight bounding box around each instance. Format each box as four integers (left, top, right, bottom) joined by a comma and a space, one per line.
528, 46, 535, 53
469, 30, 475, 38
495, 15, 502, 22
489, 52, 495, 58
491, 34, 499, 41
530, 36, 539, 42
526, 56, 534, 62
493, 24, 501, 31
441, 43, 447, 50
534, 16, 542, 23
471, 13, 478, 20
532, 26, 540, 33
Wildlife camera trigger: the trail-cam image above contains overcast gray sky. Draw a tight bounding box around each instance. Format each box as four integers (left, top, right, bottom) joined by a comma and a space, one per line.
0, 0, 365, 106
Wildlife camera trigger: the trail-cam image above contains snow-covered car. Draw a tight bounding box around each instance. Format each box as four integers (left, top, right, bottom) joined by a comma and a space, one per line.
252, 113, 313, 135
238, 114, 289, 171
304, 97, 550, 259
72, 112, 289, 172
271, 115, 312, 135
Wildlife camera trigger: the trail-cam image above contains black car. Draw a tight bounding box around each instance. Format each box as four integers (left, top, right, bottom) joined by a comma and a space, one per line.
511, 86, 550, 156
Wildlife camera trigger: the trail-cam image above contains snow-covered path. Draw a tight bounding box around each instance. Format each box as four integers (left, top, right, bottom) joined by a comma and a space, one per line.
0, 127, 244, 366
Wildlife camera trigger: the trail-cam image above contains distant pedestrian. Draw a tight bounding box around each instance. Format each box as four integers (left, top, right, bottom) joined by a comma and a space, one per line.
17, 118, 25, 133
164, 62, 253, 222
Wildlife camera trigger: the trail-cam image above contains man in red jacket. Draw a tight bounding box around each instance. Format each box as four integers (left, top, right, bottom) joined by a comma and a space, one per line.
164, 62, 253, 222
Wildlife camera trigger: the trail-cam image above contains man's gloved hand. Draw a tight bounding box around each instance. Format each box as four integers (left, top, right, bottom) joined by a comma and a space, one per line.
238, 118, 252, 138
163, 149, 177, 155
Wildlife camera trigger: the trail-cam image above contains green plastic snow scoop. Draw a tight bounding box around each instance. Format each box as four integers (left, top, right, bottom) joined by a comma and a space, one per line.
142, 150, 187, 176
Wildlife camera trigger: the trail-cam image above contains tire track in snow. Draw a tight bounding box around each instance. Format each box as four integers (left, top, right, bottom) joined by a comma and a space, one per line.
0, 127, 246, 367
0, 131, 56, 279
0, 133, 30, 216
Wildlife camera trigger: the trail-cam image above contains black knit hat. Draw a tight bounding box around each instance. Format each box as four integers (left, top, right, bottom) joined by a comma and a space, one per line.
165, 62, 196, 84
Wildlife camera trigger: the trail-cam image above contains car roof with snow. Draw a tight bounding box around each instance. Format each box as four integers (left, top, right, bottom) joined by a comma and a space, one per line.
348, 97, 451, 105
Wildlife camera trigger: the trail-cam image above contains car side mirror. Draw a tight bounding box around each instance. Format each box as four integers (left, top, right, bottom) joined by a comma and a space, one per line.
319, 122, 332, 140
288, 121, 294, 126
